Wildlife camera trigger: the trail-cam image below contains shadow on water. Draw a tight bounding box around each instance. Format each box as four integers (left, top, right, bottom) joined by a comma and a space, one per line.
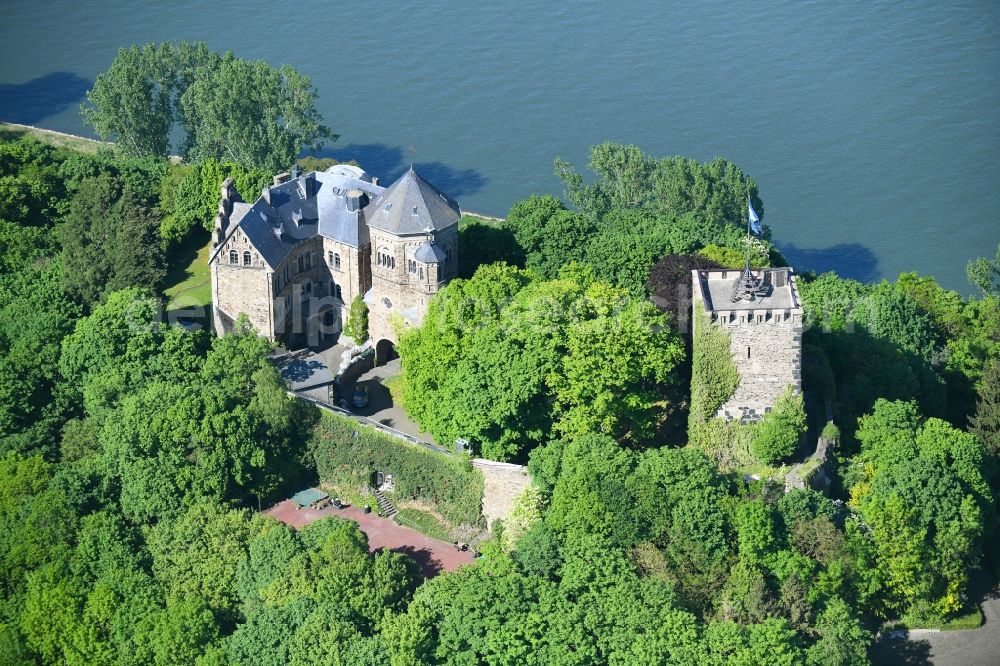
0, 72, 92, 125
310, 142, 488, 197
782, 242, 881, 283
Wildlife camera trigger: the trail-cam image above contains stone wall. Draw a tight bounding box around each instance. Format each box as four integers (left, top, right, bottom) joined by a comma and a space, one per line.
212, 225, 274, 337
472, 458, 533, 531
716, 314, 803, 422
691, 268, 804, 424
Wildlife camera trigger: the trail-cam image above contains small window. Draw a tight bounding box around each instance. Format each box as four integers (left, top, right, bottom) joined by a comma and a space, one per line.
304, 252, 312, 269
334, 253, 341, 270
305, 282, 312, 294
382, 297, 392, 309
412, 205, 418, 214
383, 203, 392, 211
390, 257, 395, 270
335, 284, 342, 300
419, 266, 424, 280
747, 346, 751, 359
229, 250, 238, 265
284, 265, 291, 283
297, 256, 304, 273
243, 251, 252, 266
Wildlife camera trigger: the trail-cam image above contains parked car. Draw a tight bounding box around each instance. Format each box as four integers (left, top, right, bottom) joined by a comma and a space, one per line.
352, 385, 369, 408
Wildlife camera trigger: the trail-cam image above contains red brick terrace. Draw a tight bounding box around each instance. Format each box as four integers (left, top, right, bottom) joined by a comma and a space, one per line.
263, 499, 475, 576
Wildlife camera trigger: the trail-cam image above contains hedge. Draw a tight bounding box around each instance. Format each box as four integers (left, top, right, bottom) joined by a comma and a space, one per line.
309, 411, 484, 527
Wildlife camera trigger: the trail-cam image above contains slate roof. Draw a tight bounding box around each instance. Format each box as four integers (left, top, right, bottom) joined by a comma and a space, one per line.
414, 241, 447, 263
209, 166, 456, 269
365, 167, 461, 236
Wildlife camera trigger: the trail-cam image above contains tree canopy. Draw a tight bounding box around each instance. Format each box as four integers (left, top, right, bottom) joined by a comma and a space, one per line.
83, 42, 335, 171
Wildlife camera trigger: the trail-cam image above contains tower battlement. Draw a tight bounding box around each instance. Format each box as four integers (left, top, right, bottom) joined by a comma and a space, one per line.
691, 268, 804, 423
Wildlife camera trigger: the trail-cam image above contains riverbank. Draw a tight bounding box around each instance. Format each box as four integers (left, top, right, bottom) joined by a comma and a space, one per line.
0, 121, 106, 153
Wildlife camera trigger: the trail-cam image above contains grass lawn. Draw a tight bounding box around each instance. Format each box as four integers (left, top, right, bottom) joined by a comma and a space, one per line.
383, 374, 406, 409
882, 607, 984, 632
939, 608, 984, 630
396, 507, 453, 542
1, 122, 105, 154
459, 213, 505, 227
163, 231, 213, 310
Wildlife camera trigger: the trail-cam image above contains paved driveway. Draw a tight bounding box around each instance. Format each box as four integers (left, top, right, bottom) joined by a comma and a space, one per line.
263, 499, 474, 576
343, 358, 436, 442
870, 572, 1000, 665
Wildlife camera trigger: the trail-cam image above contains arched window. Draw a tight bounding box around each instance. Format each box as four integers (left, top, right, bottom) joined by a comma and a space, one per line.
304, 252, 312, 269
335, 284, 342, 300
243, 251, 252, 266
229, 250, 238, 265
377, 247, 391, 269
328, 251, 334, 267
419, 266, 424, 280
297, 255, 305, 273
305, 282, 312, 294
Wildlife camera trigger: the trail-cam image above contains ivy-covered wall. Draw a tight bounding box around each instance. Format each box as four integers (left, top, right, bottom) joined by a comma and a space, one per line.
689, 308, 740, 423
310, 412, 485, 527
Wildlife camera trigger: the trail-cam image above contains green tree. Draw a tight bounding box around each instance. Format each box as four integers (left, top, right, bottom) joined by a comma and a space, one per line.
849, 400, 993, 618
805, 598, 871, 666
82, 44, 174, 158
969, 358, 1000, 455
966, 242, 1000, 296
58, 175, 166, 306
179, 54, 335, 172
505, 194, 594, 279
751, 388, 807, 464
345, 294, 369, 343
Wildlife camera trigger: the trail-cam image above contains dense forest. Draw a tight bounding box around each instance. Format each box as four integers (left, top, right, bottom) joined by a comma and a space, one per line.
0, 42, 998, 665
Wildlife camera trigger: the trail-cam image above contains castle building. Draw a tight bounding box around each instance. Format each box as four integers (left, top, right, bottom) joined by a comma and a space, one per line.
691, 267, 804, 422
208, 164, 460, 355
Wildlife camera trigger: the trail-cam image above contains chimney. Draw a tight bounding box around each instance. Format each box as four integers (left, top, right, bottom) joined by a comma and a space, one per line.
372, 176, 380, 186
290, 164, 302, 180
261, 186, 271, 205
345, 189, 368, 212
273, 172, 290, 186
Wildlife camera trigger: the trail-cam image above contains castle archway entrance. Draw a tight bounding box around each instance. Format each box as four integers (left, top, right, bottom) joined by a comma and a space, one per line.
375, 338, 398, 365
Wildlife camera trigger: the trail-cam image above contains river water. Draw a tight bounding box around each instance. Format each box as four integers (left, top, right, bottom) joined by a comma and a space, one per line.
1, 1, 997, 292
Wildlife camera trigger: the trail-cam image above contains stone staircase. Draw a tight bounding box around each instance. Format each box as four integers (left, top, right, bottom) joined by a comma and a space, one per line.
374, 489, 397, 518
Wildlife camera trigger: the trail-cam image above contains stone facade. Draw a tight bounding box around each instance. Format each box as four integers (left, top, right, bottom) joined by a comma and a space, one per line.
208, 167, 460, 349
692, 268, 804, 423
472, 458, 533, 531
211, 225, 274, 334
367, 225, 458, 348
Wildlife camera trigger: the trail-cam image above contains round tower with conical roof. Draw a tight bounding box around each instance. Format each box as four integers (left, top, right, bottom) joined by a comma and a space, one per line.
362, 167, 461, 360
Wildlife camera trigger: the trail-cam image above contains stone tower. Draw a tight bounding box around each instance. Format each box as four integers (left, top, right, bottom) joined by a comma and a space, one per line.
691, 267, 804, 422
364, 167, 461, 360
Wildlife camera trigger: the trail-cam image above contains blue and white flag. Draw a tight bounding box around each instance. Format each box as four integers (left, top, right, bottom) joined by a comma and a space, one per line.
748, 199, 762, 235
